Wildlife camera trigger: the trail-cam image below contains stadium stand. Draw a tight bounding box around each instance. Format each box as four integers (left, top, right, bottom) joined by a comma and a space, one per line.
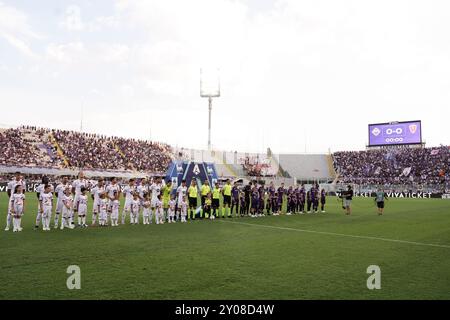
1, 126, 448, 191
277, 154, 332, 181
333, 146, 450, 188
1, 126, 173, 174
0, 128, 52, 167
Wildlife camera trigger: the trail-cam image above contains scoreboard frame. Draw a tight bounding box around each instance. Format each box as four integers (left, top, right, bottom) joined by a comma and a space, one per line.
368, 120, 423, 147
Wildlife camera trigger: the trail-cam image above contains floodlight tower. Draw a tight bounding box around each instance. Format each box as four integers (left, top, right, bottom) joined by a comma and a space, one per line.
200, 68, 220, 150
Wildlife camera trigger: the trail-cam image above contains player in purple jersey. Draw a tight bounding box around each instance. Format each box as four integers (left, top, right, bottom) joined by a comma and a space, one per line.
309, 185, 318, 213
277, 183, 286, 214
320, 188, 326, 213
268, 182, 276, 215
239, 191, 246, 217
293, 185, 300, 213
306, 190, 312, 213
251, 186, 259, 217
299, 184, 306, 213
286, 186, 294, 215
231, 182, 240, 217
258, 184, 265, 216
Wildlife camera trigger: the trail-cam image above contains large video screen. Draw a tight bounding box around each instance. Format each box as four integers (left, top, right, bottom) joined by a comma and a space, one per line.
368, 121, 422, 146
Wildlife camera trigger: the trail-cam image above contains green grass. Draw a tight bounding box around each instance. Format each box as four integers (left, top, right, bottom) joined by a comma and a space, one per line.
1, 193, 450, 300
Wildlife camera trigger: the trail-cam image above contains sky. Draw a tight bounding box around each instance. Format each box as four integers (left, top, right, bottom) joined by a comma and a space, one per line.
0, 0, 449, 154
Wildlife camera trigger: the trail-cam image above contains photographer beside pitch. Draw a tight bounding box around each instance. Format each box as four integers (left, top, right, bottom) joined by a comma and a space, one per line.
340, 185, 353, 215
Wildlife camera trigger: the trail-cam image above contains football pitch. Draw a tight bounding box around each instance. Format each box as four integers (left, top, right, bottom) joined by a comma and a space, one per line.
1, 193, 449, 300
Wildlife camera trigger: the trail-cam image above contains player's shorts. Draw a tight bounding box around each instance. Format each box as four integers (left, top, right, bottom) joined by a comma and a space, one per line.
111, 210, 119, 220
74, 195, 80, 209
13, 205, 24, 217
99, 211, 108, 221
124, 200, 132, 212
131, 210, 140, 217
151, 199, 158, 208
251, 200, 259, 209
143, 209, 150, 217
78, 205, 88, 216
343, 199, 352, 207
259, 200, 265, 209
42, 207, 52, 218
223, 195, 231, 206
93, 200, 99, 213
188, 197, 197, 208
376, 201, 384, 209
212, 198, 220, 209
62, 208, 73, 218
56, 200, 64, 214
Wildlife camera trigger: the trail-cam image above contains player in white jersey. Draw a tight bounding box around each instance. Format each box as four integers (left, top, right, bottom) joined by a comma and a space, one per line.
10, 185, 25, 232
155, 194, 164, 224
98, 193, 109, 226
72, 171, 88, 226
90, 178, 105, 226
105, 177, 121, 213
168, 195, 176, 223
180, 196, 188, 223
122, 179, 136, 224
35, 176, 53, 230
78, 187, 88, 228
110, 191, 120, 227
54, 176, 70, 229
130, 193, 141, 224
39, 185, 53, 231
142, 194, 151, 225
61, 188, 74, 230
5, 172, 26, 231
150, 177, 163, 207
137, 178, 149, 202
176, 180, 187, 222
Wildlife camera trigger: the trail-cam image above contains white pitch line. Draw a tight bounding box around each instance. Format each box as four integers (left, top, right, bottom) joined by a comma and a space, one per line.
219, 220, 450, 249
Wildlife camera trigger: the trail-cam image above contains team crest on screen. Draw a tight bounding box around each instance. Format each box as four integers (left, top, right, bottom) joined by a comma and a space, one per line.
409, 124, 417, 134
372, 127, 381, 136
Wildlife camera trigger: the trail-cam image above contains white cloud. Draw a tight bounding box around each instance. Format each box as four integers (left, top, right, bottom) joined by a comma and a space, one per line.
60, 5, 84, 31
100, 43, 130, 64
0, 2, 40, 58
46, 41, 86, 63
1, 33, 37, 58
119, 84, 135, 98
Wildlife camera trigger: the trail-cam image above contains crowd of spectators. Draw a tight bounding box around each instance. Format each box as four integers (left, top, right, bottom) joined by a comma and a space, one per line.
113, 138, 172, 172
0, 128, 49, 167
52, 130, 128, 170
1, 126, 174, 174
333, 146, 450, 189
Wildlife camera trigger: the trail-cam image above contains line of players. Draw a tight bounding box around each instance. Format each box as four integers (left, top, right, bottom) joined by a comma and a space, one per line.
237, 181, 327, 217
4, 171, 327, 232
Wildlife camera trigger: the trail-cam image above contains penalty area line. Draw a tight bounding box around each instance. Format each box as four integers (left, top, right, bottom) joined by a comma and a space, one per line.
219, 220, 450, 249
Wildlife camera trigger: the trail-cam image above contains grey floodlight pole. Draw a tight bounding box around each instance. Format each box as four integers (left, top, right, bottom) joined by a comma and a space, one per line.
200, 68, 220, 151
208, 96, 212, 150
